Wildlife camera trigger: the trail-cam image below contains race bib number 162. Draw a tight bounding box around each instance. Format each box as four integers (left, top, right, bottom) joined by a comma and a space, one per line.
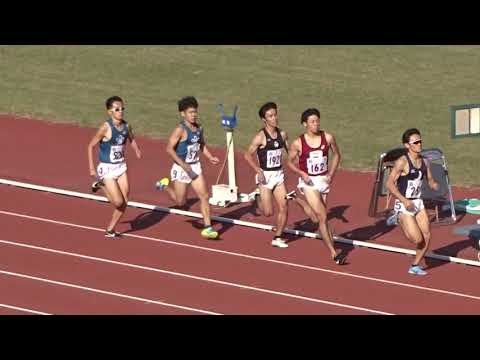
307, 151, 327, 175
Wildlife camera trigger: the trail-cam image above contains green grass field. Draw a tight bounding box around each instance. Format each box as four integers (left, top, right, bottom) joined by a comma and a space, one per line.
1, 45, 479, 186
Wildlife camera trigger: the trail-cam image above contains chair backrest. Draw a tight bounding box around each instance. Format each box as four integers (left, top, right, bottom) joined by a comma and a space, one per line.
369, 146, 456, 224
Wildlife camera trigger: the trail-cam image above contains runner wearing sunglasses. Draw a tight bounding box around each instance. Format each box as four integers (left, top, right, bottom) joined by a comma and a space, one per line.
385, 128, 439, 275
87, 96, 142, 237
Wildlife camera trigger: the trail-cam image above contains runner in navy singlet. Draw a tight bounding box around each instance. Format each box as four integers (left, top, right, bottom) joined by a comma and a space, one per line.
244, 102, 293, 248
87, 96, 142, 238
385, 128, 439, 276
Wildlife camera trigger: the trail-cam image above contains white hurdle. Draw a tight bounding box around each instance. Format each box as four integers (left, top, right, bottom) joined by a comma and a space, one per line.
1, 177, 479, 267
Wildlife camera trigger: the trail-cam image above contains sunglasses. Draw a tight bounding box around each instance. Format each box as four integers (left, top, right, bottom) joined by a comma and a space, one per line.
112, 107, 125, 112
409, 139, 422, 145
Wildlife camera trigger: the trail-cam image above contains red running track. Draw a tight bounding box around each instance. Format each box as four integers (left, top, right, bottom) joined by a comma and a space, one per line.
1, 115, 479, 261
2, 184, 480, 314
1, 116, 480, 314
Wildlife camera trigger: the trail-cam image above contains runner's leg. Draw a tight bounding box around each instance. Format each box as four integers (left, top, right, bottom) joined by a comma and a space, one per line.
102, 177, 127, 233
398, 213, 426, 266
414, 209, 431, 266
272, 183, 288, 238
303, 187, 340, 260
191, 174, 213, 227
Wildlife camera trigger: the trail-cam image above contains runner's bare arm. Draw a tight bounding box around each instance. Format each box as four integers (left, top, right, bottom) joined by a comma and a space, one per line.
385, 156, 412, 208
165, 126, 193, 172
127, 124, 142, 159
286, 138, 310, 183
326, 133, 341, 181
200, 133, 219, 165
244, 131, 265, 177
87, 123, 108, 177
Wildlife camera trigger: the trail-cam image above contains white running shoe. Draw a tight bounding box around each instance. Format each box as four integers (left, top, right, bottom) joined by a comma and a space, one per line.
248, 188, 261, 202
271, 237, 289, 248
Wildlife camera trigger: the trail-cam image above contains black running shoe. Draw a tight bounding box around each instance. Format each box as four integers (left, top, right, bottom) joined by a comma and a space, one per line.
333, 251, 347, 265
91, 180, 104, 193
105, 229, 122, 238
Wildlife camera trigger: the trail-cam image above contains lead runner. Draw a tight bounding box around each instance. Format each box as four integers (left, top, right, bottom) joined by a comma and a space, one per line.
87, 96, 142, 237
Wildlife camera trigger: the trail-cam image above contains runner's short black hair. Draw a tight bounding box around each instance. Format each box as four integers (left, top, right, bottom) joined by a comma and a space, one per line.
178, 96, 199, 112
402, 128, 421, 144
105, 96, 123, 109
301, 108, 320, 124
258, 102, 277, 119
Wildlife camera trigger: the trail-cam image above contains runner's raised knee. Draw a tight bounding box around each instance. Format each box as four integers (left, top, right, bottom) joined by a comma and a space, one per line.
112, 198, 126, 210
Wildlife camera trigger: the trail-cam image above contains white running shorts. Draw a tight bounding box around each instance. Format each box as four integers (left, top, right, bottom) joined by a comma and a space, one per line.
170, 162, 203, 184
297, 175, 330, 194
255, 169, 285, 190
394, 198, 425, 217
97, 162, 127, 180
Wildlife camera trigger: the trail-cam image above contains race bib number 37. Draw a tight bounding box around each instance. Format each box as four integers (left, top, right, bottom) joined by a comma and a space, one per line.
186, 143, 200, 163
110, 145, 125, 163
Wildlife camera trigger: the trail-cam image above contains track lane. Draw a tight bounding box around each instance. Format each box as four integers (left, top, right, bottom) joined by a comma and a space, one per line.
1, 192, 480, 314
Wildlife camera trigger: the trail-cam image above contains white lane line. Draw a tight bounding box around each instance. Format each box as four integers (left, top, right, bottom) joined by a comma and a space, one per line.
0, 269, 220, 315
0, 239, 392, 315
0, 303, 51, 315
1, 209, 479, 302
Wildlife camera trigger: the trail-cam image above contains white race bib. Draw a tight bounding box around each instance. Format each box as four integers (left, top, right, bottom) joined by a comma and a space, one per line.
186, 143, 200, 163
307, 150, 327, 175
110, 145, 125, 163
266, 149, 282, 168
406, 179, 422, 198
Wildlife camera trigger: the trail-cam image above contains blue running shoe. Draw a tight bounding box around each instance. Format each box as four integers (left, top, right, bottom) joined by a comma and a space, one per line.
386, 213, 399, 226
408, 265, 427, 276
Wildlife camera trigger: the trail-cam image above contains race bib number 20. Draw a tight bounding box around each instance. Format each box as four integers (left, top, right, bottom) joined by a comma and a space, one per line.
406, 179, 422, 199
